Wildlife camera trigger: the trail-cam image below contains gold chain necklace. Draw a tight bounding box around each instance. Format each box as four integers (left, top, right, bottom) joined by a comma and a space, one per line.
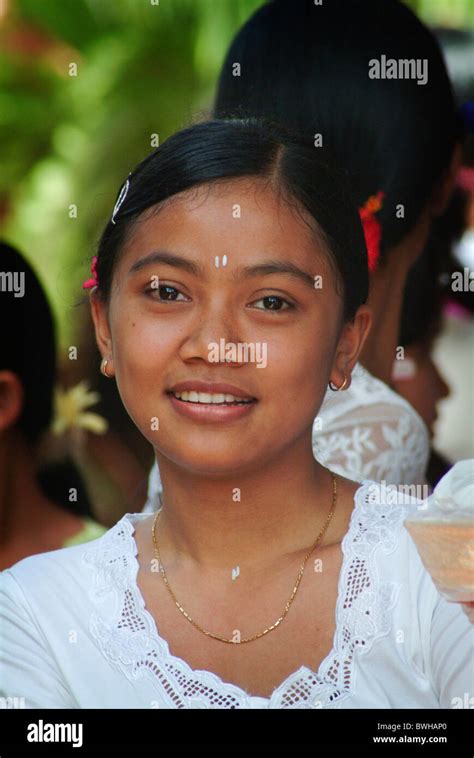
151, 473, 337, 644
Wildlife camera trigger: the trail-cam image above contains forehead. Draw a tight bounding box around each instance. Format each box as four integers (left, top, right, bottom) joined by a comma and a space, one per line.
119, 177, 330, 272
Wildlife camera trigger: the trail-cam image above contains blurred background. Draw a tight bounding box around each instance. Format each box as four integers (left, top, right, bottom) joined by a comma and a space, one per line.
0, 0, 473, 525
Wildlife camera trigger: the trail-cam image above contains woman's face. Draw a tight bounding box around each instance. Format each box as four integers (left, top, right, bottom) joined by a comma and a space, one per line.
92, 178, 369, 478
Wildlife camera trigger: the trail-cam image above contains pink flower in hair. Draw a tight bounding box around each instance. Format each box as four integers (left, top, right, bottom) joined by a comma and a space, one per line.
83, 255, 98, 290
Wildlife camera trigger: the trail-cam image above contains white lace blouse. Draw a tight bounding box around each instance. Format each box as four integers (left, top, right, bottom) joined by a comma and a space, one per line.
1, 482, 471, 709
142, 364, 430, 515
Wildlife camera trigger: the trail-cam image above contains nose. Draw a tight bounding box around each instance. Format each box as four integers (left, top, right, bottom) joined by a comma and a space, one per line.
439, 374, 451, 400
435, 364, 451, 401
177, 296, 243, 365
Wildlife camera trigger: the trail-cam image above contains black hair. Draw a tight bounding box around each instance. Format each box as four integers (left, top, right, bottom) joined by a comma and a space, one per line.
94, 118, 368, 321
0, 241, 55, 445
399, 24, 474, 341
399, 181, 472, 349
213, 0, 462, 265
0, 241, 93, 517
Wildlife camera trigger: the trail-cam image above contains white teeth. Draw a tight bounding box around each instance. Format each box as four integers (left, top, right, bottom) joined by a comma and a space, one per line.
172, 391, 252, 404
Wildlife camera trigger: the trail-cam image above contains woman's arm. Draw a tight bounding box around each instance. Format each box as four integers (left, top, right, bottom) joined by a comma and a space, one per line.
0, 571, 76, 708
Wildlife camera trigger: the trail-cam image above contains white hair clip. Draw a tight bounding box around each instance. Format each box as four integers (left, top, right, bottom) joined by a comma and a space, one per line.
111, 174, 131, 225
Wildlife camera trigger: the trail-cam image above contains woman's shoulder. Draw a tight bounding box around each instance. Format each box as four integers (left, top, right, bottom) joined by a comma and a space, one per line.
351, 479, 424, 529
348, 480, 444, 629
350, 479, 431, 572
350, 479, 448, 615
0, 512, 147, 604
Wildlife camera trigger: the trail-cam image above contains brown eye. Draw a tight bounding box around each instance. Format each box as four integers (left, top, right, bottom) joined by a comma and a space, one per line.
252, 295, 292, 311
145, 284, 188, 302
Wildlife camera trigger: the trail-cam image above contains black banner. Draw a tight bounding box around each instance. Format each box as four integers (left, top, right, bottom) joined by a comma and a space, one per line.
0, 708, 471, 755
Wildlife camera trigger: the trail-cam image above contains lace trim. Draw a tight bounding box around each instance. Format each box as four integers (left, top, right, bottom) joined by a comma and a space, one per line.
82, 482, 403, 708
314, 364, 430, 485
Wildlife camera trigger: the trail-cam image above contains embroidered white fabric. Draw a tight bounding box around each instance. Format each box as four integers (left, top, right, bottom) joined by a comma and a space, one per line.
85, 484, 400, 709
313, 363, 430, 485
142, 363, 430, 514
1, 481, 471, 709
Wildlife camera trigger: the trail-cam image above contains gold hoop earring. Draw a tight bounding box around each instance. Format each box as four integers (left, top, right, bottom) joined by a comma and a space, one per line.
329, 374, 348, 392
100, 358, 112, 378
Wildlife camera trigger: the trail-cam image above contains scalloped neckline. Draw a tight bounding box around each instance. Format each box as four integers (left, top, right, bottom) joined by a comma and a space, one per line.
120, 482, 369, 705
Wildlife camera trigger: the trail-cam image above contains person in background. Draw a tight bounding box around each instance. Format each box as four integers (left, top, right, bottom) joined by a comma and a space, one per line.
209, 0, 463, 487
393, 26, 474, 489
0, 242, 106, 570
391, 244, 452, 489
435, 26, 474, 314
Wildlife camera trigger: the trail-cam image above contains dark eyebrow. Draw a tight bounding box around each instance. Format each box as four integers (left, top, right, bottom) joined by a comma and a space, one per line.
128, 251, 203, 277
238, 260, 316, 289
128, 251, 316, 289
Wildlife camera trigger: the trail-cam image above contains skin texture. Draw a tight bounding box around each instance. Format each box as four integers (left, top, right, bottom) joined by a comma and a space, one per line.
91, 177, 372, 575
392, 341, 450, 438
360, 208, 431, 385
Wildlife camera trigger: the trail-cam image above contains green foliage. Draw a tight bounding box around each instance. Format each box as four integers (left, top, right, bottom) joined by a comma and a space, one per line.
0, 0, 262, 348
1, 0, 472, 350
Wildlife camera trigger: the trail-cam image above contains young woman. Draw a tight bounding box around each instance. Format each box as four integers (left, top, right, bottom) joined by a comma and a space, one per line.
0, 242, 106, 570
0, 121, 471, 708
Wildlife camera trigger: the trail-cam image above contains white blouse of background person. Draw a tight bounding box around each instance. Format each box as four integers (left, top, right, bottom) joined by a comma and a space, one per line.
142, 362, 430, 514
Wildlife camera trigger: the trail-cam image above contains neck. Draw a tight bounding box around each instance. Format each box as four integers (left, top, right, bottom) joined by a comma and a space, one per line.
360, 213, 431, 385
360, 258, 407, 385
153, 433, 344, 576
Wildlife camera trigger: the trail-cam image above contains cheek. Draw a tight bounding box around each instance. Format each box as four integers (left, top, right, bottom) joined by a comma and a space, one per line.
267, 328, 333, 419
115, 315, 179, 363
109, 310, 177, 428
112, 293, 188, 375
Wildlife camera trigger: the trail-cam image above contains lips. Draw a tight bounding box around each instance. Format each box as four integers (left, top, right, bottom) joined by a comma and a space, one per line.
167, 380, 257, 401
167, 390, 257, 423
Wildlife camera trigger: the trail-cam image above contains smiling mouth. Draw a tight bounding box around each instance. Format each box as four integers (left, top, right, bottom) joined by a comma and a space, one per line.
168, 390, 256, 406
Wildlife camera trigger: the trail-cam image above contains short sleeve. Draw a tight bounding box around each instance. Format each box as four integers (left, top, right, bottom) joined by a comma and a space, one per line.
428, 590, 474, 708
0, 570, 76, 708
312, 363, 430, 485
313, 401, 430, 485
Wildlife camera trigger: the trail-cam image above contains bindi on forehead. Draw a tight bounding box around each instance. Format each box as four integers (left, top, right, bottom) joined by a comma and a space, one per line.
116, 177, 335, 294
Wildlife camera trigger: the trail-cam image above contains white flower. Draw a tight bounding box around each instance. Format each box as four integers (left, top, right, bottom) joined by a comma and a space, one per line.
51, 381, 108, 435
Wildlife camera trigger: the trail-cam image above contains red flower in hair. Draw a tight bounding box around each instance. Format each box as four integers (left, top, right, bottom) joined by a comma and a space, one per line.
359, 192, 385, 273
83, 255, 98, 290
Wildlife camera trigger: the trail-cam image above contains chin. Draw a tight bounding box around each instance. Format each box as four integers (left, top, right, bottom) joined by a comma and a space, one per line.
158, 449, 256, 478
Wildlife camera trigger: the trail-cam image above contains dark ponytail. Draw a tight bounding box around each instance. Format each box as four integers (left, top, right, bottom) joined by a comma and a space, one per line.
0, 241, 93, 518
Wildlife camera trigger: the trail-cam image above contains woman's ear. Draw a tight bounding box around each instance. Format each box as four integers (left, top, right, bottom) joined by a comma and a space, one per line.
0, 371, 24, 433
89, 290, 113, 363
431, 142, 463, 216
329, 305, 372, 390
